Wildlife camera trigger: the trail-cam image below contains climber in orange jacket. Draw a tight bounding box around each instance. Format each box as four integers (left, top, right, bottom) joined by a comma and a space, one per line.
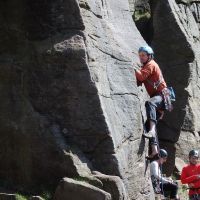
135, 46, 167, 158
181, 150, 200, 200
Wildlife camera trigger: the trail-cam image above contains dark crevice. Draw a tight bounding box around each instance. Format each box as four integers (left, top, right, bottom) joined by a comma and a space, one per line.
132, 0, 154, 44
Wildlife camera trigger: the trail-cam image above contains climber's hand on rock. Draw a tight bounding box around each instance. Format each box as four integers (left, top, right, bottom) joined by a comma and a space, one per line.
134, 63, 141, 71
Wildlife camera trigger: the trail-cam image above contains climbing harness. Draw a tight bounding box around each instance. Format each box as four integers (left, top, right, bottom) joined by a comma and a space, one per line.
146, 75, 164, 91
161, 87, 174, 112
144, 65, 176, 112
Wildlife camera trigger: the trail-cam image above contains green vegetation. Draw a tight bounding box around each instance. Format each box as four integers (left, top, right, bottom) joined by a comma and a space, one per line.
41, 190, 52, 200
0, 178, 54, 200
178, 184, 188, 200
16, 194, 28, 200
74, 176, 89, 183
133, 10, 151, 22
15, 191, 53, 200
15, 191, 52, 200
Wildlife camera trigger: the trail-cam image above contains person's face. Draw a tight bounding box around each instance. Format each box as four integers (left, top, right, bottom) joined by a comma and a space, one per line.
139, 52, 149, 64
189, 156, 199, 165
160, 157, 167, 165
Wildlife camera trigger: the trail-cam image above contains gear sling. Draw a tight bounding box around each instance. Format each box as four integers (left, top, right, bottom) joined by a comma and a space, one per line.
146, 75, 176, 112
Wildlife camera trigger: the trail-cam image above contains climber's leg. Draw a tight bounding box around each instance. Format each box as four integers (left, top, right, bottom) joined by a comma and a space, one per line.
149, 120, 156, 135
143, 95, 164, 138
146, 137, 159, 159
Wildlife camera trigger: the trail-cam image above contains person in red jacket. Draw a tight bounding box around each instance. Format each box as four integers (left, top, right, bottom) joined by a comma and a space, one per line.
135, 46, 167, 158
181, 150, 200, 200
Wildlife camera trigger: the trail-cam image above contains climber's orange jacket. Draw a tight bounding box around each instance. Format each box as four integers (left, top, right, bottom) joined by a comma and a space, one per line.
181, 164, 200, 196
135, 60, 167, 97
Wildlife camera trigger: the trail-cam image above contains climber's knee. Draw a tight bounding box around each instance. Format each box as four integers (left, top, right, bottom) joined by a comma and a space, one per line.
149, 137, 157, 146
145, 100, 154, 109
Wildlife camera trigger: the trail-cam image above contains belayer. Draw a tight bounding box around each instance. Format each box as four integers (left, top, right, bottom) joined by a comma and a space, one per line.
134, 46, 175, 158
150, 149, 180, 200
181, 150, 200, 200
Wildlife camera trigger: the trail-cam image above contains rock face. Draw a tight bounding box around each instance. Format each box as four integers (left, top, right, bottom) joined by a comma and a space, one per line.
3, 0, 200, 198
0, 0, 154, 199
29, 196, 44, 200
174, 157, 186, 178
78, 1, 154, 199
4, 0, 200, 198
54, 178, 111, 200
93, 171, 130, 200
149, 0, 200, 174
0, 0, 90, 189
0, 194, 17, 200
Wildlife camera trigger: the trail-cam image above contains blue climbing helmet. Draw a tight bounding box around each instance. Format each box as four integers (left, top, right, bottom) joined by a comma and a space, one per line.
138, 46, 154, 56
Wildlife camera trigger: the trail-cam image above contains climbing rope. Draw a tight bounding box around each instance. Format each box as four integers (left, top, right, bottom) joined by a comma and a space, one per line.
154, 128, 166, 199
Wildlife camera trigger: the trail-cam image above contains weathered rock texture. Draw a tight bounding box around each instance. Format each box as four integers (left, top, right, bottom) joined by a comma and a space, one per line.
149, 0, 200, 175
4, 0, 200, 198
0, 0, 154, 199
54, 178, 112, 200
93, 171, 130, 200
0, 193, 17, 200
78, 1, 154, 199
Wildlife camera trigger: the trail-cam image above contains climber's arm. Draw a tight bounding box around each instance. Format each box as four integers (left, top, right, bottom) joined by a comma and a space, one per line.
181, 168, 200, 184
190, 180, 200, 189
150, 162, 169, 184
135, 64, 152, 82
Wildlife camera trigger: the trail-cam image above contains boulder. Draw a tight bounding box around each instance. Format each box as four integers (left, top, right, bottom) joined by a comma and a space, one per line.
175, 157, 186, 173
174, 157, 187, 178
93, 171, 130, 200
53, 178, 111, 200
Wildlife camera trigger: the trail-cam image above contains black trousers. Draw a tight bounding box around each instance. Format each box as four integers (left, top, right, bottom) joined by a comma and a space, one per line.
160, 182, 178, 199
190, 194, 200, 200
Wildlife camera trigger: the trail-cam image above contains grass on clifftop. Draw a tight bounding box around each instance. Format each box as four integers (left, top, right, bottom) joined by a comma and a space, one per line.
16, 191, 51, 200
0, 178, 53, 200
133, 10, 151, 22
16, 194, 28, 200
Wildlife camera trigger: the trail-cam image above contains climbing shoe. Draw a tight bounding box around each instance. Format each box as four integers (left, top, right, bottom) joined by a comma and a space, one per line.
142, 131, 155, 139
